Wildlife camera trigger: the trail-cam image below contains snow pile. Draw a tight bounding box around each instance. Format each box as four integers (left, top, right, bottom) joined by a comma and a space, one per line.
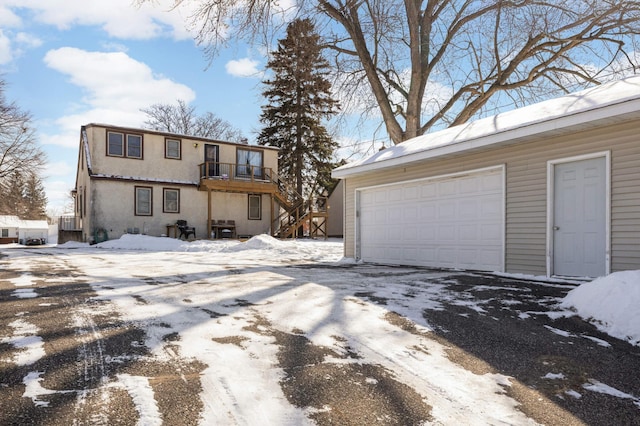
56, 241, 90, 249
96, 234, 190, 251
70, 233, 344, 264
561, 270, 640, 346
226, 234, 287, 251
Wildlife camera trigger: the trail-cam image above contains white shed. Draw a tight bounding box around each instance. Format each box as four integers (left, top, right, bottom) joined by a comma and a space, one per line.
19, 220, 50, 244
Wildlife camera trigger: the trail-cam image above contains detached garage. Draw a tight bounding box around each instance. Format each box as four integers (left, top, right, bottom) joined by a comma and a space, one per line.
358, 167, 504, 271
333, 76, 640, 278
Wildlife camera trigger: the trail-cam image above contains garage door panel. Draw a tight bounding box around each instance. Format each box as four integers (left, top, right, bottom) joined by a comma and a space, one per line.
438, 225, 457, 240
439, 180, 457, 196
438, 202, 456, 218
421, 185, 436, 198
420, 204, 437, 220
419, 226, 436, 240
404, 185, 419, 200
389, 188, 403, 201
459, 248, 479, 265
459, 224, 479, 241
481, 196, 502, 215
482, 173, 502, 189
359, 168, 504, 271
404, 206, 418, 221
459, 199, 478, 218
459, 178, 479, 194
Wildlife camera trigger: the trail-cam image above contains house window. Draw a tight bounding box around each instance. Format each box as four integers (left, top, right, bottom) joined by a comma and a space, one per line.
165, 138, 181, 159
237, 148, 264, 178
163, 188, 180, 213
107, 130, 143, 159
107, 132, 124, 156
1, 229, 8, 238
127, 134, 142, 158
135, 186, 152, 216
248, 194, 261, 220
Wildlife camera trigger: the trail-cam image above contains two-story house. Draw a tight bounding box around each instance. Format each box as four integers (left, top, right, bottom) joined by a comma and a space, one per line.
66, 123, 311, 244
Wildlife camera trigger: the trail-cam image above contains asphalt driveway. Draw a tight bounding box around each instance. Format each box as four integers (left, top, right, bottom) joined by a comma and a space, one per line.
1, 246, 639, 425
413, 272, 640, 425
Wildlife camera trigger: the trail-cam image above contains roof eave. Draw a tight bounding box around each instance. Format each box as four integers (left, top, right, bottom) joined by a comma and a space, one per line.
332, 97, 640, 179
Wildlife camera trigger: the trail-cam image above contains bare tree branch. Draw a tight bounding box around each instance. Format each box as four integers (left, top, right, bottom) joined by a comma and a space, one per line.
0, 80, 45, 181
141, 100, 245, 142
138, 0, 640, 144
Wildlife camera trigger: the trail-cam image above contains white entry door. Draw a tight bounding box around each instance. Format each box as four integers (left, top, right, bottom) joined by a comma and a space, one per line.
357, 168, 504, 271
553, 157, 606, 277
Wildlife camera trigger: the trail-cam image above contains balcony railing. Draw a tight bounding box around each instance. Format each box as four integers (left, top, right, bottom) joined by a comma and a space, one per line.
199, 162, 273, 183
58, 215, 82, 231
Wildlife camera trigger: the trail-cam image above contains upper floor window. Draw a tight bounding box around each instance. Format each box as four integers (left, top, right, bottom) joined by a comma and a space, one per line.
107, 132, 124, 156
127, 134, 142, 158
165, 138, 181, 159
237, 148, 264, 178
107, 130, 143, 159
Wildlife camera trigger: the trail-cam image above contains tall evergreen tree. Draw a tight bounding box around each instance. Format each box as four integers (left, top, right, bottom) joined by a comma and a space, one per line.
1, 170, 25, 216
257, 18, 339, 198
0, 170, 47, 219
23, 173, 48, 220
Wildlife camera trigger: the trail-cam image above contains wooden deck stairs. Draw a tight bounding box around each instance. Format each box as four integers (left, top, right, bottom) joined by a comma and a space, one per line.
271, 175, 328, 239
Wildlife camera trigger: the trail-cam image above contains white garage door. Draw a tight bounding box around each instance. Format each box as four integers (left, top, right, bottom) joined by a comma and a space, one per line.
357, 167, 504, 271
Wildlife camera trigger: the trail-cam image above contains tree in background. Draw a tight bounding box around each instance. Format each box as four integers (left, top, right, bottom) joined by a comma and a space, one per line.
141, 100, 245, 142
0, 170, 25, 216
0, 170, 47, 219
257, 18, 339, 200
23, 173, 48, 220
0, 79, 47, 217
139, 0, 640, 144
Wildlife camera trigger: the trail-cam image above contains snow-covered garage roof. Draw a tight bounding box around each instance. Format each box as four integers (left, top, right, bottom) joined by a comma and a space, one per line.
0, 215, 48, 230
333, 75, 640, 178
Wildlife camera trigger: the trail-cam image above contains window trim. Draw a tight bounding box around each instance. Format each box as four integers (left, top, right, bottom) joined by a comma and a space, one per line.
248, 194, 262, 220
163, 187, 180, 213
106, 129, 144, 159
135, 186, 153, 216
107, 131, 124, 157
127, 134, 143, 159
236, 147, 264, 178
165, 138, 182, 160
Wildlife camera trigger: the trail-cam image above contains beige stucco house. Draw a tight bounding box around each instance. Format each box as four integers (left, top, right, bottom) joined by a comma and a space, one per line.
333, 76, 640, 278
68, 123, 298, 243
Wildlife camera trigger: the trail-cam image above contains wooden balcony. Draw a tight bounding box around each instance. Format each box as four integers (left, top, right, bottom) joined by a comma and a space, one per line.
198, 162, 278, 194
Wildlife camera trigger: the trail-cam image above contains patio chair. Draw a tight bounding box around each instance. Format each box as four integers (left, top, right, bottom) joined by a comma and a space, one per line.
176, 220, 196, 240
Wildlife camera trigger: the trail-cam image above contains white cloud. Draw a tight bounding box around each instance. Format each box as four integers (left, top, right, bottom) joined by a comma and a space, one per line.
42, 47, 196, 147
15, 32, 43, 48
100, 41, 129, 53
43, 177, 74, 214
0, 30, 12, 64
2, 0, 196, 40
225, 58, 262, 78
0, 5, 21, 27
43, 160, 74, 177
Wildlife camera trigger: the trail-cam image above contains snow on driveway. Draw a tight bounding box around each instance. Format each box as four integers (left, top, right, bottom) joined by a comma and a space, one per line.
1, 234, 638, 425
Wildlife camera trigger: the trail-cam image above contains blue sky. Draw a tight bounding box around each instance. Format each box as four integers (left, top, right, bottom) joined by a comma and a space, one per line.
0, 0, 281, 213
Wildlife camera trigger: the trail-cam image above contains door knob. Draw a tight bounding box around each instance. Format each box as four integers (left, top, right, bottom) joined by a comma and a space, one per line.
553, 226, 560, 230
